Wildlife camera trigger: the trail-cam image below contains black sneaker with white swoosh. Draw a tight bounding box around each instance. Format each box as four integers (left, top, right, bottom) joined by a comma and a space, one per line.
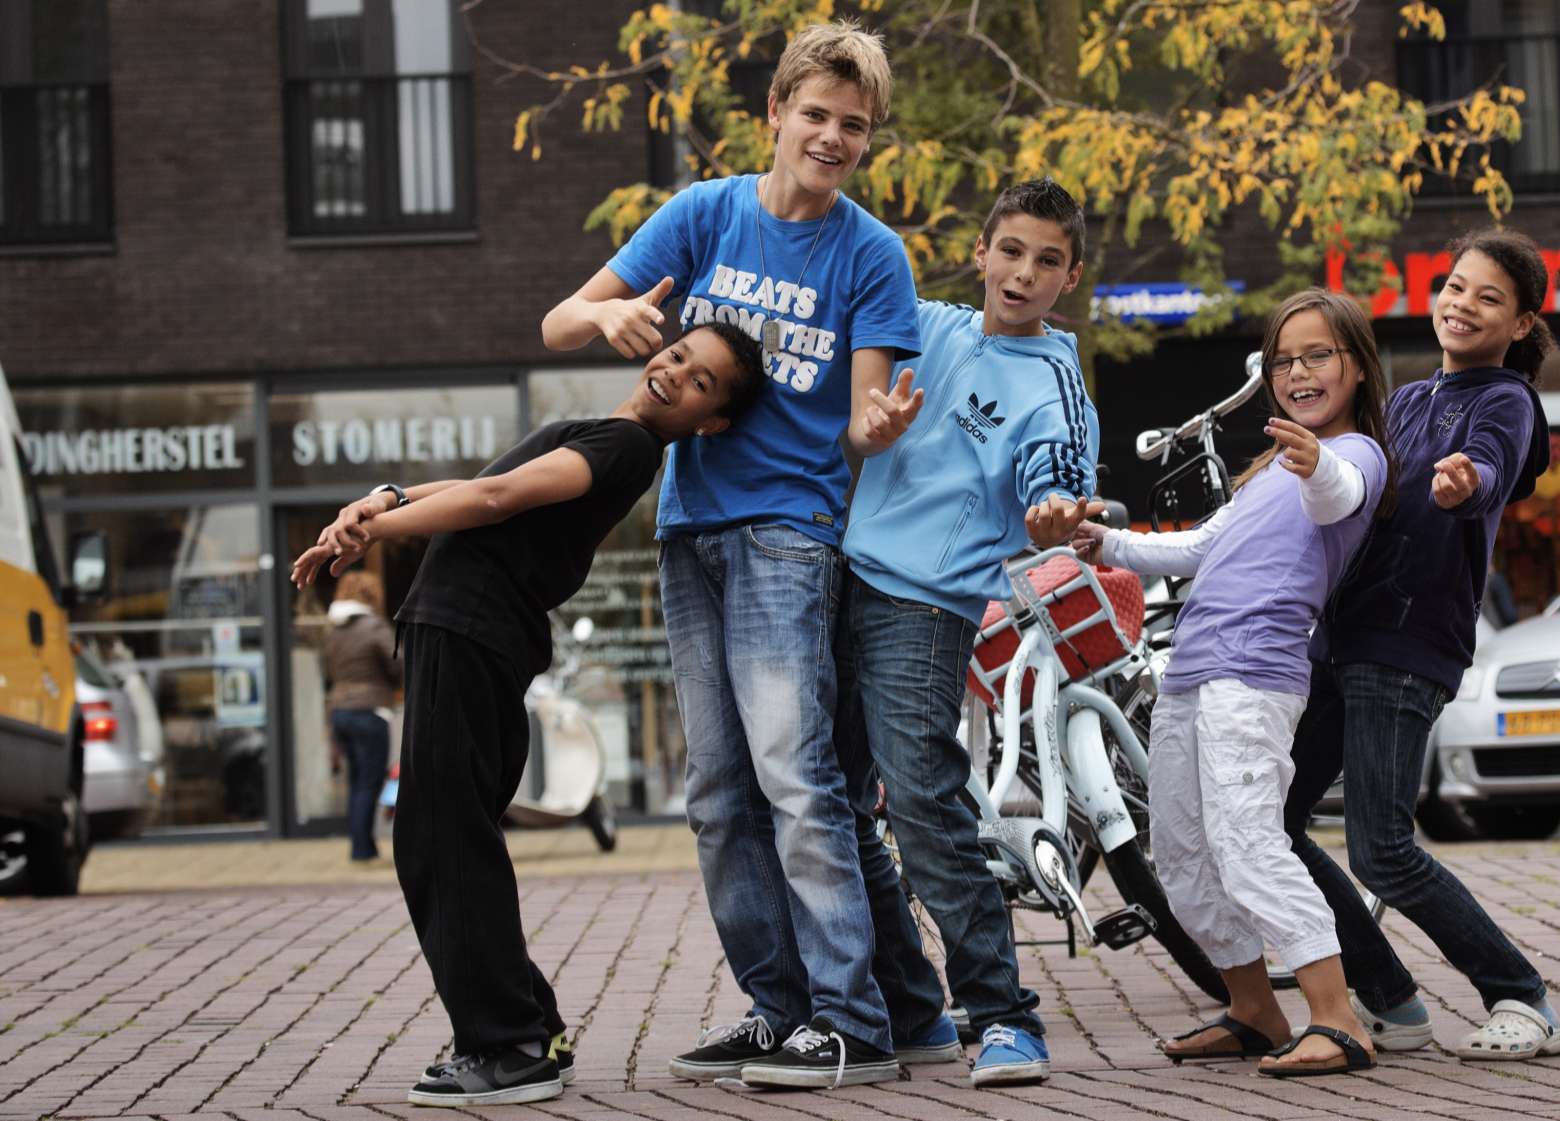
406, 1048, 562, 1107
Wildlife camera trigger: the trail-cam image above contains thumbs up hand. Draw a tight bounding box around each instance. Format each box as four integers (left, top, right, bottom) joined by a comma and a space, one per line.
598, 276, 676, 359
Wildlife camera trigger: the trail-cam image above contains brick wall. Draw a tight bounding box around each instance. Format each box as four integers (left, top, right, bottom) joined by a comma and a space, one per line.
0, 0, 647, 380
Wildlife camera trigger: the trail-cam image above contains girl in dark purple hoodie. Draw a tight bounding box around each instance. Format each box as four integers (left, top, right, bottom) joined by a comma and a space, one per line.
1283, 228, 1556, 1064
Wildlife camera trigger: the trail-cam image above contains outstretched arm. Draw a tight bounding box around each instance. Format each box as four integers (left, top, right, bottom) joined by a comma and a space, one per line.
292, 449, 593, 585
1074, 503, 1233, 578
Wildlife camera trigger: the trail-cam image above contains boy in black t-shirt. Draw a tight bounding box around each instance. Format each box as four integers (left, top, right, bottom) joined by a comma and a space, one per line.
291, 322, 763, 1108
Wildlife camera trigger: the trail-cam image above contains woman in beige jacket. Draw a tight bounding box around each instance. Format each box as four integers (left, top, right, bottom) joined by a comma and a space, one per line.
326, 570, 402, 861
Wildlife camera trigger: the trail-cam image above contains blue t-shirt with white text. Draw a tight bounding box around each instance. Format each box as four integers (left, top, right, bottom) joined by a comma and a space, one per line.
607, 175, 920, 543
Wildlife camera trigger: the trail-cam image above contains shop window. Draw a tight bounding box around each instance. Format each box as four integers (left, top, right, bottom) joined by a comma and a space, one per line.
62, 504, 270, 833
1398, 1, 1560, 194
13, 382, 256, 499
282, 0, 475, 237
0, 0, 113, 247
529, 366, 683, 815
267, 382, 520, 488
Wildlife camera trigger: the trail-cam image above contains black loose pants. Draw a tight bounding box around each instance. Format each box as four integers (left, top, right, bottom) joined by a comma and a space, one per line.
393, 622, 565, 1054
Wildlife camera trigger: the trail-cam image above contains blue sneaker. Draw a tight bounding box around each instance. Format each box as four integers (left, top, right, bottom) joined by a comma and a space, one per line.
895, 1012, 965, 1064
971, 1025, 1049, 1086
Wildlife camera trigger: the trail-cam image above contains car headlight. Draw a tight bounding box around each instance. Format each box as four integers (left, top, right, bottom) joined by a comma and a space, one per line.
1454, 667, 1484, 702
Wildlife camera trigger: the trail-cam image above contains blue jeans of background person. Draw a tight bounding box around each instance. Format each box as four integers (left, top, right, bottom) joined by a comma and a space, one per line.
1283, 660, 1548, 1012
661, 525, 892, 1050
332, 707, 389, 861
835, 573, 1043, 1037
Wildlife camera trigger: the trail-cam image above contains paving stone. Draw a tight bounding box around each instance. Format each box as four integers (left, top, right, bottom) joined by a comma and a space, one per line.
0, 827, 1557, 1121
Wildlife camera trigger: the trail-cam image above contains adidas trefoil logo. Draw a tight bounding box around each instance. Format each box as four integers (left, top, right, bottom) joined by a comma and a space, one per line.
955, 394, 1006, 443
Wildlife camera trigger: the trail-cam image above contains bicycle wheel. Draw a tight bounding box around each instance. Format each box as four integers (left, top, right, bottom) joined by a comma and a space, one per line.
1103, 841, 1229, 1003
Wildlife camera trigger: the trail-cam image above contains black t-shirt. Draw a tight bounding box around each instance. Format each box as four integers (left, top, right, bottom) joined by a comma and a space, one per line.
395, 418, 665, 674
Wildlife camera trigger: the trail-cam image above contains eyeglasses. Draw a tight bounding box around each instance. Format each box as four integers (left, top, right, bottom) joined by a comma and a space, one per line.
1268, 347, 1348, 379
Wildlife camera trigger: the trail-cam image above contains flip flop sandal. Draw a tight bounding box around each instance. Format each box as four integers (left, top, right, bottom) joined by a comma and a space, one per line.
1161, 1013, 1278, 1063
1456, 1000, 1560, 1061
1259, 1025, 1375, 1078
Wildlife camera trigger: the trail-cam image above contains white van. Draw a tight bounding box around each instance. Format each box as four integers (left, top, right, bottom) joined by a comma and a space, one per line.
0, 361, 104, 894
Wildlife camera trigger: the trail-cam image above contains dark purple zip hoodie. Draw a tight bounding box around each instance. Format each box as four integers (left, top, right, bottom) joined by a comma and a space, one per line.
1311, 367, 1550, 692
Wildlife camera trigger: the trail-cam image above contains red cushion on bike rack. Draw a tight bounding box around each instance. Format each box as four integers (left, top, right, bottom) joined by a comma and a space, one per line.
967, 557, 1145, 710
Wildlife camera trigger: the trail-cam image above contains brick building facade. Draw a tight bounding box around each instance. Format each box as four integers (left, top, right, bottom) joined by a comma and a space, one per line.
1, 1, 1556, 839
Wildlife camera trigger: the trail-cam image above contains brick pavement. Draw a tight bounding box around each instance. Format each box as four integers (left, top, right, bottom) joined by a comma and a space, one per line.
2, 827, 1558, 1121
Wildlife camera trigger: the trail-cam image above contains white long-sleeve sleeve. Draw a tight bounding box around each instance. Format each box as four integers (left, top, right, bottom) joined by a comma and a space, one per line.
1098, 502, 1234, 579
1298, 443, 1367, 526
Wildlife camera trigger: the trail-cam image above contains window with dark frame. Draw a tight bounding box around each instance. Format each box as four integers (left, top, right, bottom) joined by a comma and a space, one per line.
0, 0, 113, 247
282, 0, 474, 237
1397, 0, 1560, 196
647, 0, 775, 189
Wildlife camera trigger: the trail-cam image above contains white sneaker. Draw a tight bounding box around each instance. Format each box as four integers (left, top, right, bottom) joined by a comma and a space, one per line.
1350, 993, 1433, 1052
1456, 1000, 1560, 1061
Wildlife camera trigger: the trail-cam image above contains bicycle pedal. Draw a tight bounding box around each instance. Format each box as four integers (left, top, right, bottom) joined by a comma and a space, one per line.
1092, 904, 1156, 949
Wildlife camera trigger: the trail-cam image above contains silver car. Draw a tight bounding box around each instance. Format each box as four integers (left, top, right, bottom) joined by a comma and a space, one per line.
1420, 600, 1560, 841
77, 645, 164, 840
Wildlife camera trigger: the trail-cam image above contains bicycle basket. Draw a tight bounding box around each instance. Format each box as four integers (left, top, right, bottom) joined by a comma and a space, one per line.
967, 555, 1145, 710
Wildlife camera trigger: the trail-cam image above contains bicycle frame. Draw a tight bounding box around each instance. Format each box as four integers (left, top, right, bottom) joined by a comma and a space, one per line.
961, 546, 1154, 938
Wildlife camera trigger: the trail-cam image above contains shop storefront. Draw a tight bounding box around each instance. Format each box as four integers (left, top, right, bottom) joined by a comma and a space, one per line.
14, 362, 685, 839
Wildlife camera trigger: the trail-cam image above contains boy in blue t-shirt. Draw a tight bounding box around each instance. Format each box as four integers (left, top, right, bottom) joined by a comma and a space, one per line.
542, 20, 949, 1090
836, 178, 1101, 1086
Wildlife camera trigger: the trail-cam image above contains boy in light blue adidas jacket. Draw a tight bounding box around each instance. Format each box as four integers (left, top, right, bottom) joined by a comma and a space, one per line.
835, 179, 1100, 1087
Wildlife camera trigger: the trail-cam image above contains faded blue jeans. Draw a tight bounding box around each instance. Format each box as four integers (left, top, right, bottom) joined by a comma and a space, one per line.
835, 573, 1043, 1037
332, 708, 389, 861
1284, 660, 1548, 1012
661, 525, 891, 1050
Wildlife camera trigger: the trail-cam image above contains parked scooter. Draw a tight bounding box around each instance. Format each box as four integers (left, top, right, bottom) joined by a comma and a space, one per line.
507, 617, 617, 851
378, 617, 618, 851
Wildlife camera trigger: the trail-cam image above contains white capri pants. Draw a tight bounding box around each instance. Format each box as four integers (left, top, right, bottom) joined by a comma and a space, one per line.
1148, 677, 1340, 972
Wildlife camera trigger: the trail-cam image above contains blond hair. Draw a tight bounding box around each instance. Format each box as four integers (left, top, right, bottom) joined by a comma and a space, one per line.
335, 570, 385, 615
770, 19, 892, 128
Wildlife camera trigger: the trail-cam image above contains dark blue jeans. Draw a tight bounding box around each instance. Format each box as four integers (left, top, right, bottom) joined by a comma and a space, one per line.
1284, 660, 1547, 1012
333, 708, 389, 861
834, 573, 1043, 1037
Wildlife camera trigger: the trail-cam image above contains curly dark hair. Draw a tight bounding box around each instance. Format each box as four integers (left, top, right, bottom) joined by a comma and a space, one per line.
1445, 227, 1556, 384
685, 321, 766, 419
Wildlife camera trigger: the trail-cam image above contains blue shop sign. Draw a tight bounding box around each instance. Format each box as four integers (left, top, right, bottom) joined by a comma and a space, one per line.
1092, 281, 1245, 325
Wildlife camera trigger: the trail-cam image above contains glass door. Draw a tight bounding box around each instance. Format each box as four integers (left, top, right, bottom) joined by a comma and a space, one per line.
279, 504, 426, 832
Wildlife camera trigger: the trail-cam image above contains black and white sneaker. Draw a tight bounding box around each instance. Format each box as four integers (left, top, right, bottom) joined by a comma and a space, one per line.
740, 1018, 900, 1089
668, 1016, 781, 1081
406, 1048, 562, 1107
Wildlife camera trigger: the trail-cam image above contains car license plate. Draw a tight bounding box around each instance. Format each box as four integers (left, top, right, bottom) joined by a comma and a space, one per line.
1497, 710, 1560, 737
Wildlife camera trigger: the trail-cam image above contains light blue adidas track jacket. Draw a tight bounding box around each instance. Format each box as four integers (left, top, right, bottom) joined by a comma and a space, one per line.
842, 300, 1100, 625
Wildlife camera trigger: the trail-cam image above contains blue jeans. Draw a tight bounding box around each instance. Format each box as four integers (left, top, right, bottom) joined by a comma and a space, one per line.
332, 707, 389, 861
835, 573, 1043, 1036
1284, 660, 1547, 1011
661, 525, 891, 1049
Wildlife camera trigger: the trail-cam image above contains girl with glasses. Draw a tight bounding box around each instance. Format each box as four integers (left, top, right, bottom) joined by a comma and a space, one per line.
1074, 288, 1394, 1076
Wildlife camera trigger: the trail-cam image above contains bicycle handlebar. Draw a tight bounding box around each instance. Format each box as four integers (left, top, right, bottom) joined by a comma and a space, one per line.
1135, 351, 1265, 461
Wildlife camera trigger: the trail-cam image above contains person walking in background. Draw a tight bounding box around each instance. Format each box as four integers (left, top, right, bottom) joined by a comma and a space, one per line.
325, 570, 401, 863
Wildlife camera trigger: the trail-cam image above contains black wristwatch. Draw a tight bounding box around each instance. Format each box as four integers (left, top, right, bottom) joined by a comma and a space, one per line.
370, 482, 408, 508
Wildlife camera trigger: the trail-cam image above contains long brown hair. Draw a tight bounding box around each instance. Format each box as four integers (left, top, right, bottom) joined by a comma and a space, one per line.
1233, 288, 1397, 517
1446, 227, 1556, 384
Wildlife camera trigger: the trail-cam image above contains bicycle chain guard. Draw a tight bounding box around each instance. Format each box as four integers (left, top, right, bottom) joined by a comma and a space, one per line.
977, 816, 1079, 915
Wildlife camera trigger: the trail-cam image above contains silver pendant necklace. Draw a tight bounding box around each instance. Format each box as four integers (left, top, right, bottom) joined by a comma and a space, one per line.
754, 175, 836, 357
